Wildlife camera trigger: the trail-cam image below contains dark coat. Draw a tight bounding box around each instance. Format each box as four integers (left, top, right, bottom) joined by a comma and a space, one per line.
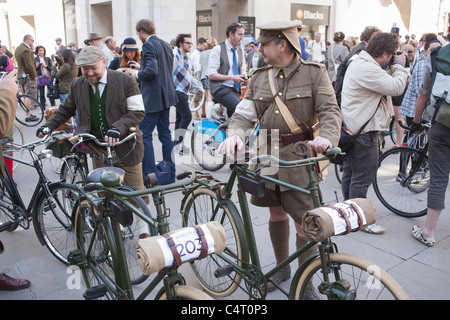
44, 70, 145, 166
137, 35, 177, 113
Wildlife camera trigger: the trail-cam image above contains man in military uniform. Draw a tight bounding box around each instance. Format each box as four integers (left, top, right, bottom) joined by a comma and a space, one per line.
220, 21, 341, 291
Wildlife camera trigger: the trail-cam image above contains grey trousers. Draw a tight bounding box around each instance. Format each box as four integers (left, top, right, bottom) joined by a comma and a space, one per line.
428, 122, 450, 209
341, 131, 379, 200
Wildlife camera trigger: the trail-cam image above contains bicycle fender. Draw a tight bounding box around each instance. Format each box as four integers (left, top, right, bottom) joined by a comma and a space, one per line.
288, 250, 320, 300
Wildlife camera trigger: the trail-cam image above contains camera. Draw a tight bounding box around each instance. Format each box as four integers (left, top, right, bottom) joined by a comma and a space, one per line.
128, 61, 135, 69
389, 23, 409, 67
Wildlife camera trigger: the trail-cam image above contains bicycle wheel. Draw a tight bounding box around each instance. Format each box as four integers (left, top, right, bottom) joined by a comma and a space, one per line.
33, 183, 80, 264
291, 253, 409, 300
158, 285, 213, 300
188, 88, 205, 113
73, 200, 131, 300
191, 120, 226, 171
181, 187, 248, 297
374, 147, 429, 217
334, 163, 342, 184
15, 94, 45, 127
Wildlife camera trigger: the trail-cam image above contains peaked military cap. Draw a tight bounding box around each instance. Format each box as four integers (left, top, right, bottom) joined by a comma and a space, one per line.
255, 20, 303, 55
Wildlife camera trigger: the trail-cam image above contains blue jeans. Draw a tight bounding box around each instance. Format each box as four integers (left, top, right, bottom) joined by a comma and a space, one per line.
174, 91, 192, 144
139, 108, 174, 182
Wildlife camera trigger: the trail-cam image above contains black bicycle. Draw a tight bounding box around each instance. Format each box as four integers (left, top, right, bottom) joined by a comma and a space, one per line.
373, 122, 430, 217
0, 132, 80, 264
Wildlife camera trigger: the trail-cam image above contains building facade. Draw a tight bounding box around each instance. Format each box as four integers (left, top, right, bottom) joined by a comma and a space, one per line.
1, 0, 450, 55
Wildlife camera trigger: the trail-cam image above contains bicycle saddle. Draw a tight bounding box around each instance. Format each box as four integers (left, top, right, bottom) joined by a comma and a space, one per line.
87, 167, 125, 187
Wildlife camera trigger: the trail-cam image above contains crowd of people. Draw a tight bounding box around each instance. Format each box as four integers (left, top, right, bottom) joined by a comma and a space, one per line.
1, 17, 450, 295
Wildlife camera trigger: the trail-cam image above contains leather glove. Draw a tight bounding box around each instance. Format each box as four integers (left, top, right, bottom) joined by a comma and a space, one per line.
410, 122, 424, 133
105, 128, 121, 139
36, 126, 51, 138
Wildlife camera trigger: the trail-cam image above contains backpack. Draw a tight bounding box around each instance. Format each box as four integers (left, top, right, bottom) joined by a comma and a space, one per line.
429, 45, 450, 128
146, 160, 176, 187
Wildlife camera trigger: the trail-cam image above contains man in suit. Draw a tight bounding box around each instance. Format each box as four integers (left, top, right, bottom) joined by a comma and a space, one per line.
37, 46, 147, 197
126, 19, 177, 185
245, 42, 266, 73
15, 34, 39, 122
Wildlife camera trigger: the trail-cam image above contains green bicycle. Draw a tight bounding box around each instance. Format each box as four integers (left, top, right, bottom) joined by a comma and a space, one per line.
68, 154, 214, 300
180, 142, 409, 300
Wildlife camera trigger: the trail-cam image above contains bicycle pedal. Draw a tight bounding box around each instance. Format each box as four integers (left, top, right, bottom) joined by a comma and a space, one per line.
84, 284, 107, 300
214, 264, 234, 278
43, 201, 57, 212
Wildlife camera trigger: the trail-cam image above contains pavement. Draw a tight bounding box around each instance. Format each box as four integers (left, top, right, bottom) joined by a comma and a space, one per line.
1, 109, 450, 301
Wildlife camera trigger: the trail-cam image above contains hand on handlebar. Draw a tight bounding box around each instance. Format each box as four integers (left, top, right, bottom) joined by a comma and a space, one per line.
307, 136, 332, 154
36, 126, 51, 138
105, 128, 121, 146
219, 135, 244, 158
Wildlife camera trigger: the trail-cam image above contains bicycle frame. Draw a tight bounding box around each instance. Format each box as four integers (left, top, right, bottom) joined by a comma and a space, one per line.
2, 144, 71, 232
212, 151, 336, 296
75, 170, 202, 299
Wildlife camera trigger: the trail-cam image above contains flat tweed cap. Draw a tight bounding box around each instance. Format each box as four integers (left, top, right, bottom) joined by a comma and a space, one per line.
256, 20, 303, 55
76, 46, 105, 66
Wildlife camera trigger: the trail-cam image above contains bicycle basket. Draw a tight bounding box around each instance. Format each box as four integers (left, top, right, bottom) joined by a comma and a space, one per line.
46, 133, 73, 158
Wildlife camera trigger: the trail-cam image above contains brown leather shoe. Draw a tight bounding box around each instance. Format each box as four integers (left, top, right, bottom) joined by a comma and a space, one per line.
266, 265, 291, 292
0, 273, 31, 291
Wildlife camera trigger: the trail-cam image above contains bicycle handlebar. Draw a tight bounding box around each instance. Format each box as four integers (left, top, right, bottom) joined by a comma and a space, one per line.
250, 146, 341, 167
69, 131, 137, 148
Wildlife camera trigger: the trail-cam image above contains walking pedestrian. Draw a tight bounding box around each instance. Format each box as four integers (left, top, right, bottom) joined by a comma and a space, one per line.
127, 19, 177, 185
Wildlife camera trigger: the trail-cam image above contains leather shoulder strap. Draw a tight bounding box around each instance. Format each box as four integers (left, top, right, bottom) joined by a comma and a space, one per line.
268, 68, 302, 134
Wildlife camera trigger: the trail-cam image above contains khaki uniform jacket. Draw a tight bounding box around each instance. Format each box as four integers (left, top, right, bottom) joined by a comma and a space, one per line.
15, 43, 37, 80
229, 57, 342, 191
44, 70, 145, 167
0, 89, 17, 138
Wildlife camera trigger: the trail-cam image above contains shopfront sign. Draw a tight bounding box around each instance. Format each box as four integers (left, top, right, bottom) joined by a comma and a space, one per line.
291, 3, 330, 26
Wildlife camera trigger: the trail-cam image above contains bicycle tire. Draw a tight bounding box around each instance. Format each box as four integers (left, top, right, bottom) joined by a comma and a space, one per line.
33, 182, 80, 264
11, 123, 25, 172
157, 285, 213, 300
181, 187, 248, 297
191, 120, 226, 171
15, 94, 45, 127
389, 116, 397, 145
290, 253, 409, 300
374, 147, 429, 217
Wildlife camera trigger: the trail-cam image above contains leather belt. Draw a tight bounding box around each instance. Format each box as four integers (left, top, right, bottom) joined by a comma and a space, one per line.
266, 130, 313, 145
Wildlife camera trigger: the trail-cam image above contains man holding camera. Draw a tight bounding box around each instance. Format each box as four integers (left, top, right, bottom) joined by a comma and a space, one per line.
341, 32, 408, 234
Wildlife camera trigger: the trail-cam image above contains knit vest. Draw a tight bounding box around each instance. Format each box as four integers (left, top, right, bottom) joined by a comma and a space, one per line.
209, 42, 243, 95
89, 85, 109, 139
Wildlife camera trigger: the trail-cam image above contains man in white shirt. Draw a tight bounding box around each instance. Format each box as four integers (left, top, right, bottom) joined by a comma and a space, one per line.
341, 32, 408, 234
189, 37, 206, 76
207, 22, 248, 118
102, 36, 117, 68
310, 32, 326, 63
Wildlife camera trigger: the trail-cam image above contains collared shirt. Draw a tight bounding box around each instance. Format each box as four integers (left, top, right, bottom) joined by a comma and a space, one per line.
91, 69, 108, 96
173, 47, 203, 94
207, 39, 239, 88
400, 54, 427, 119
